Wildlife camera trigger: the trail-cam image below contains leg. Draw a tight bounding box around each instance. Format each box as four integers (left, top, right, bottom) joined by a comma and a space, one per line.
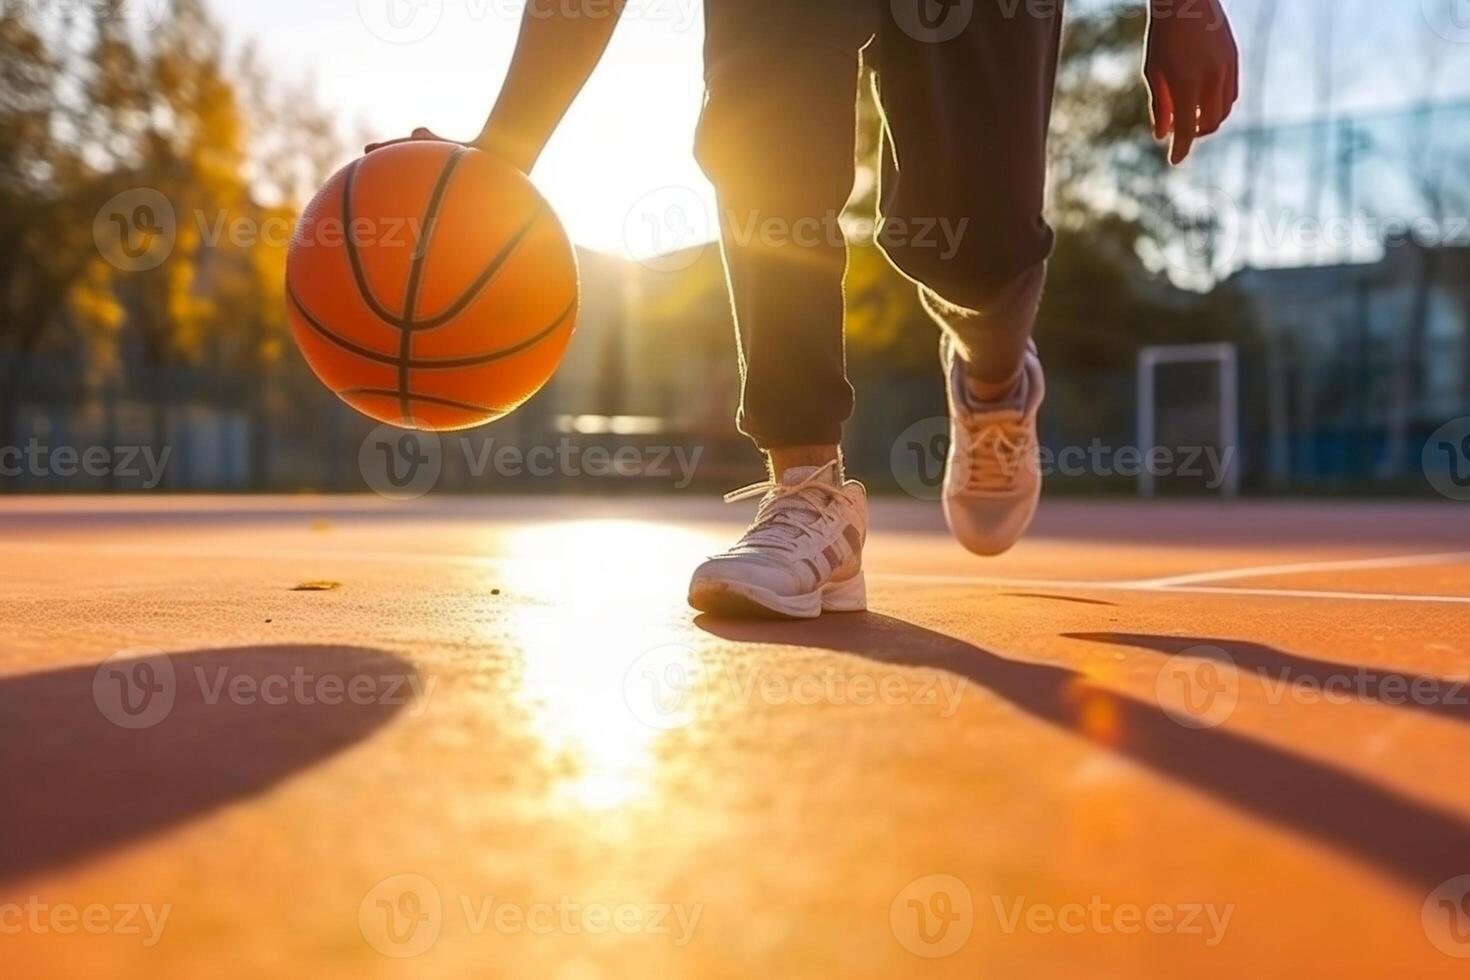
876, 0, 1064, 384
688, 5, 876, 618
695, 0, 874, 452
875, 0, 1064, 555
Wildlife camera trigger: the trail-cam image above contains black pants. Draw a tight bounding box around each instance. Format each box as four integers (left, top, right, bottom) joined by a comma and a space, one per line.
696, 0, 1063, 449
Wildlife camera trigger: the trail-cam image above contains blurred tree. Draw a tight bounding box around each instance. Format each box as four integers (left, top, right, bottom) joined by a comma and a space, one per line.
0, 9, 104, 459
231, 47, 345, 486
1040, 4, 1255, 370
81, 0, 249, 476
0, 0, 346, 489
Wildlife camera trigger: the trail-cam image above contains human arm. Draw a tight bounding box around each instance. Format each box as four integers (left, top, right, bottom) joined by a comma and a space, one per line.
366, 0, 628, 172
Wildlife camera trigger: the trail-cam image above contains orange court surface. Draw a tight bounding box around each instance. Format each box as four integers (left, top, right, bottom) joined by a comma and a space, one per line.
2, 495, 1468, 978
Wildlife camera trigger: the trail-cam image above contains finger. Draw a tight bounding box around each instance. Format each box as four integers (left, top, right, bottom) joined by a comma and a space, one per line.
1197, 76, 1227, 137
365, 136, 411, 154
1148, 71, 1173, 141
1169, 87, 1200, 164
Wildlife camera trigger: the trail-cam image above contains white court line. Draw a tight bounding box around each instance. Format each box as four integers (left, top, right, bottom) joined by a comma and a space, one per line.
1128, 551, 1470, 589
857, 549, 1470, 605
870, 572, 1470, 605
1, 542, 1468, 605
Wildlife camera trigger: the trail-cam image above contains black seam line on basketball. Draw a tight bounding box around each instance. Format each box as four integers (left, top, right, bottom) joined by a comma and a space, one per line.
340, 159, 404, 328
399, 146, 470, 419
339, 388, 494, 414
413, 295, 577, 366
408, 202, 547, 332
288, 283, 575, 370
287, 283, 399, 366
383, 294, 576, 369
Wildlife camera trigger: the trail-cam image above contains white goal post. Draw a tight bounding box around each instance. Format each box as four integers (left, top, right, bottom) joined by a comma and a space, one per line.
1136, 343, 1241, 499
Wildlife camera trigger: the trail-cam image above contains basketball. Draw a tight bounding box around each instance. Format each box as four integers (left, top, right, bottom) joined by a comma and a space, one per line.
286, 141, 578, 431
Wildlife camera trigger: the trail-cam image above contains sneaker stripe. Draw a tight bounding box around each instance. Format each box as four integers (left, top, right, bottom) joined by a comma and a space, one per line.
822, 544, 843, 570
842, 524, 863, 552
801, 558, 823, 589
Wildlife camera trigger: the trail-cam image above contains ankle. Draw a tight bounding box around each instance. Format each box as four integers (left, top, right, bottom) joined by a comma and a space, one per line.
767, 446, 842, 479
966, 367, 1026, 405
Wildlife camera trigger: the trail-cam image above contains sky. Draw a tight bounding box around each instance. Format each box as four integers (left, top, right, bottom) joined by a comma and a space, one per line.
201, 0, 1470, 257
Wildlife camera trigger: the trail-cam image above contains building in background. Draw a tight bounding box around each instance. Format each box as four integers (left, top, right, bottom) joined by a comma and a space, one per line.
1232, 242, 1470, 485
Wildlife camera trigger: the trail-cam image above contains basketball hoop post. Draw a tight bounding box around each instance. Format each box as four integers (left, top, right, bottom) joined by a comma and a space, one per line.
1136, 343, 1240, 499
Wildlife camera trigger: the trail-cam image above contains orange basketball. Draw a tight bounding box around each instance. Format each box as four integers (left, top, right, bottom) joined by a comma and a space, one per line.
286, 141, 578, 431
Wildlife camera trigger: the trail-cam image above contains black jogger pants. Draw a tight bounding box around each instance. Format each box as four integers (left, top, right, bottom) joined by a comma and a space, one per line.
696, 0, 1064, 449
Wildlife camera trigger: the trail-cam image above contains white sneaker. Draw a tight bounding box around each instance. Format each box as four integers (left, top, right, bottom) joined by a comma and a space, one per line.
688, 461, 868, 619
941, 335, 1045, 556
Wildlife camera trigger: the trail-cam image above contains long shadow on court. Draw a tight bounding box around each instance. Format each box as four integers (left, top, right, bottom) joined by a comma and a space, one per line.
1066, 632, 1470, 725
697, 613, 1470, 891
0, 645, 416, 885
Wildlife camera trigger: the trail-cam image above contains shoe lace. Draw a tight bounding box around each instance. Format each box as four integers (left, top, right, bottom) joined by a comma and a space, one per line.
962, 417, 1035, 494
723, 461, 845, 552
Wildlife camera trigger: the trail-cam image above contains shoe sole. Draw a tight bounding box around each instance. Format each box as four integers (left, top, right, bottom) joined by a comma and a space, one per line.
688, 573, 867, 620
941, 485, 1042, 557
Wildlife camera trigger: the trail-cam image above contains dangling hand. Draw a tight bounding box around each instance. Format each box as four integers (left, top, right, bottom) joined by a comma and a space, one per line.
1144, 0, 1240, 165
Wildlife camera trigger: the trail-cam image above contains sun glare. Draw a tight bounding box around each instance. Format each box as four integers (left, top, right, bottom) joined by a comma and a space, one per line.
494, 520, 718, 811
220, 1, 718, 259
530, 11, 718, 259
